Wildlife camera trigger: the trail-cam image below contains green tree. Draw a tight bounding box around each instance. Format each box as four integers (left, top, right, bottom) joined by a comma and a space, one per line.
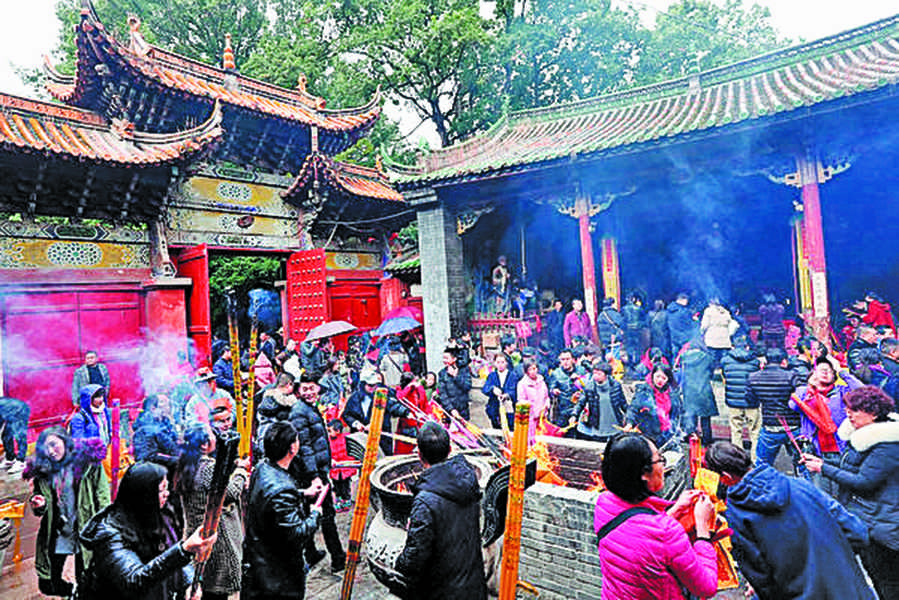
47, 0, 266, 74
634, 0, 789, 83
208, 255, 284, 335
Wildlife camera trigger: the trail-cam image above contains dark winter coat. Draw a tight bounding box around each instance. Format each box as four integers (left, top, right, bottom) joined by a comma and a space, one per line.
649, 309, 670, 355
626, 383, 683, 445
548, 365, 584, 425
848, 338, 881, 373
823, 415, 899, 551
343, 387, 410, 433
758, 302, 786, 335
212, 355, 235, 392
395, 454, 487, 600
724, 463, 874, 600
288, 399, 332, 485
678, 343, 717, 418
132, 411, 179, 467
721, 347, 760, 408
0, 397, 29, 461
666, 302, 696, 355
746, 365, 800, 428
318, 372, 344, 406
300, 342, 326, 379
243, 459, 320, 599
482, 368, 519, 428
622, 302, 645, 331
544, 309, 565, 349
573, 377, 626, 430
787, 356, 812, 388
79, 504, 192, 600
437, 367, 472, 419
597, 308, 623, 347
70, 384, 111, 444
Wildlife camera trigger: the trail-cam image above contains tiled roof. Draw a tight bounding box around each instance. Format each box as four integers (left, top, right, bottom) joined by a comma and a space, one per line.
0, 93, 222, 165
284, 154, 405, 204
392, 14, 899, 187
384, 255, 420, 274
46, 0, 381, 135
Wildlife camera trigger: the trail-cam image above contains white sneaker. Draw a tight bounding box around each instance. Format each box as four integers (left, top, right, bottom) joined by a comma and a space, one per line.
6, 461, 25, 476
0, 458, 12, 470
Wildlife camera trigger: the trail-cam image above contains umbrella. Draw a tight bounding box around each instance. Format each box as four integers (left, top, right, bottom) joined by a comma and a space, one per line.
305, 320, 357, 342
382, 305, 424, 323
371, 316, 421, 337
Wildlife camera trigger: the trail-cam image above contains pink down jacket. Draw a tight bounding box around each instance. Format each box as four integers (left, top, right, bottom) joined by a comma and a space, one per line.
594, 492, 718, 600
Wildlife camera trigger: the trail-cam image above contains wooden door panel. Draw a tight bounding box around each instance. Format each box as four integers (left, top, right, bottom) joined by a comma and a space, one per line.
286, 249, 328, 342
175, 244, 211, 366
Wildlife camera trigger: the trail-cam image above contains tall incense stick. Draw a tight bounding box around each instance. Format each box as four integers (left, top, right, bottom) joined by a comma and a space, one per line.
340, 388, 388, 599
498, 402, 530, 600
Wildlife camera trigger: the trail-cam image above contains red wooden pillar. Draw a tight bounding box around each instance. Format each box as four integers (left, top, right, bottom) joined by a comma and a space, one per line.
576, 195, 600, 343
797, 155, 829, 323
601, 237, 621, 311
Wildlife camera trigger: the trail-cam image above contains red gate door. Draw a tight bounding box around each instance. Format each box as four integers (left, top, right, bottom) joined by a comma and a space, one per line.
286, 249, 328, 342
175, 244, 212, 366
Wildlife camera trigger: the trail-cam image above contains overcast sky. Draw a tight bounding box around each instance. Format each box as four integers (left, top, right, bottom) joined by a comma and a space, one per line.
2, 0, 896, 146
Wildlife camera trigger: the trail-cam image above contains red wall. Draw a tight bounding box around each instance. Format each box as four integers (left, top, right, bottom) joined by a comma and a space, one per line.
0, 269, 187, 434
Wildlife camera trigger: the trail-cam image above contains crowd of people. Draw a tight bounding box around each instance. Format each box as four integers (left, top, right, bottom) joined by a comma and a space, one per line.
1, 288, 897, 599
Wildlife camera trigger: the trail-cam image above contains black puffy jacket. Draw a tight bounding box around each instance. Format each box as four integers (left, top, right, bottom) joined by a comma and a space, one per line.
288, 399, 331, 485
788, 356, 812, 388
396, 454, 487, 600
823, 415, 899, 551
721, 348, 760, 408
573, 377, 627, 429
848, 339, 881, 373
79, 505, 192, 600
437, 367, 472, 419
243, 460, 320, 599
746, 365, 799, 427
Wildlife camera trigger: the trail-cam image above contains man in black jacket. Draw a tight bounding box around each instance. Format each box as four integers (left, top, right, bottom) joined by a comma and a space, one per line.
721, 345, 761, 455
289, 373, 346, 573
243, 421, 322, 600
343, 371, 410, 454
437, 350, 472, 420
396, 422, 487, 600
746, 348, 800, 466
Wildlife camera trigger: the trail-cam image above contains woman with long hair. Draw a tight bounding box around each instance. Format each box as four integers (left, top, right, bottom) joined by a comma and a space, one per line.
803, 386, 899, 599
174, 425, 250, 600
23, 426, 109, 596
626, 363, 683, 445
594, 433, 717, 599
79, 461, 216, 599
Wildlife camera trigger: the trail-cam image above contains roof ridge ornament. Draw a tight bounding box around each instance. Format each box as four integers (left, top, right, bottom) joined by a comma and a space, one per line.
128, 14, 151, 56
223, 33, 236, 71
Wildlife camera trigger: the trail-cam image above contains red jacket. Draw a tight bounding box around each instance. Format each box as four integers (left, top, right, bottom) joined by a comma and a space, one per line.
863, 299, 896, 334
329, 432, 355, 480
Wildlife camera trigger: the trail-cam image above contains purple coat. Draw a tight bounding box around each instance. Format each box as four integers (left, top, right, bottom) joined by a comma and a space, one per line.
594, 492, 718, 600
789, 374, 861, 453
563, 310, 593, 346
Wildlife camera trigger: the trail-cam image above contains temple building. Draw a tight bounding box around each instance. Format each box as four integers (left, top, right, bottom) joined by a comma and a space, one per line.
391, 15, 899, 371
0, 0, 411, 428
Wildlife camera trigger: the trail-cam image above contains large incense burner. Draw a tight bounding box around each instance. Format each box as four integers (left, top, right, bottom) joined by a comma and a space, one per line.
363, 450, 536, 595
358, 434, 687, 599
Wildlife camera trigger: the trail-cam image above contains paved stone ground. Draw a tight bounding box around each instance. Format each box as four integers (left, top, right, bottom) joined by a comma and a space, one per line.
0, 378, 758, 599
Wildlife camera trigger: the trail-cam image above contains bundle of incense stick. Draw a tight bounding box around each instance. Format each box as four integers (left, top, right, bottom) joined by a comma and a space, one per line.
190, 429, 240, 597
340, 388, 388, 599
